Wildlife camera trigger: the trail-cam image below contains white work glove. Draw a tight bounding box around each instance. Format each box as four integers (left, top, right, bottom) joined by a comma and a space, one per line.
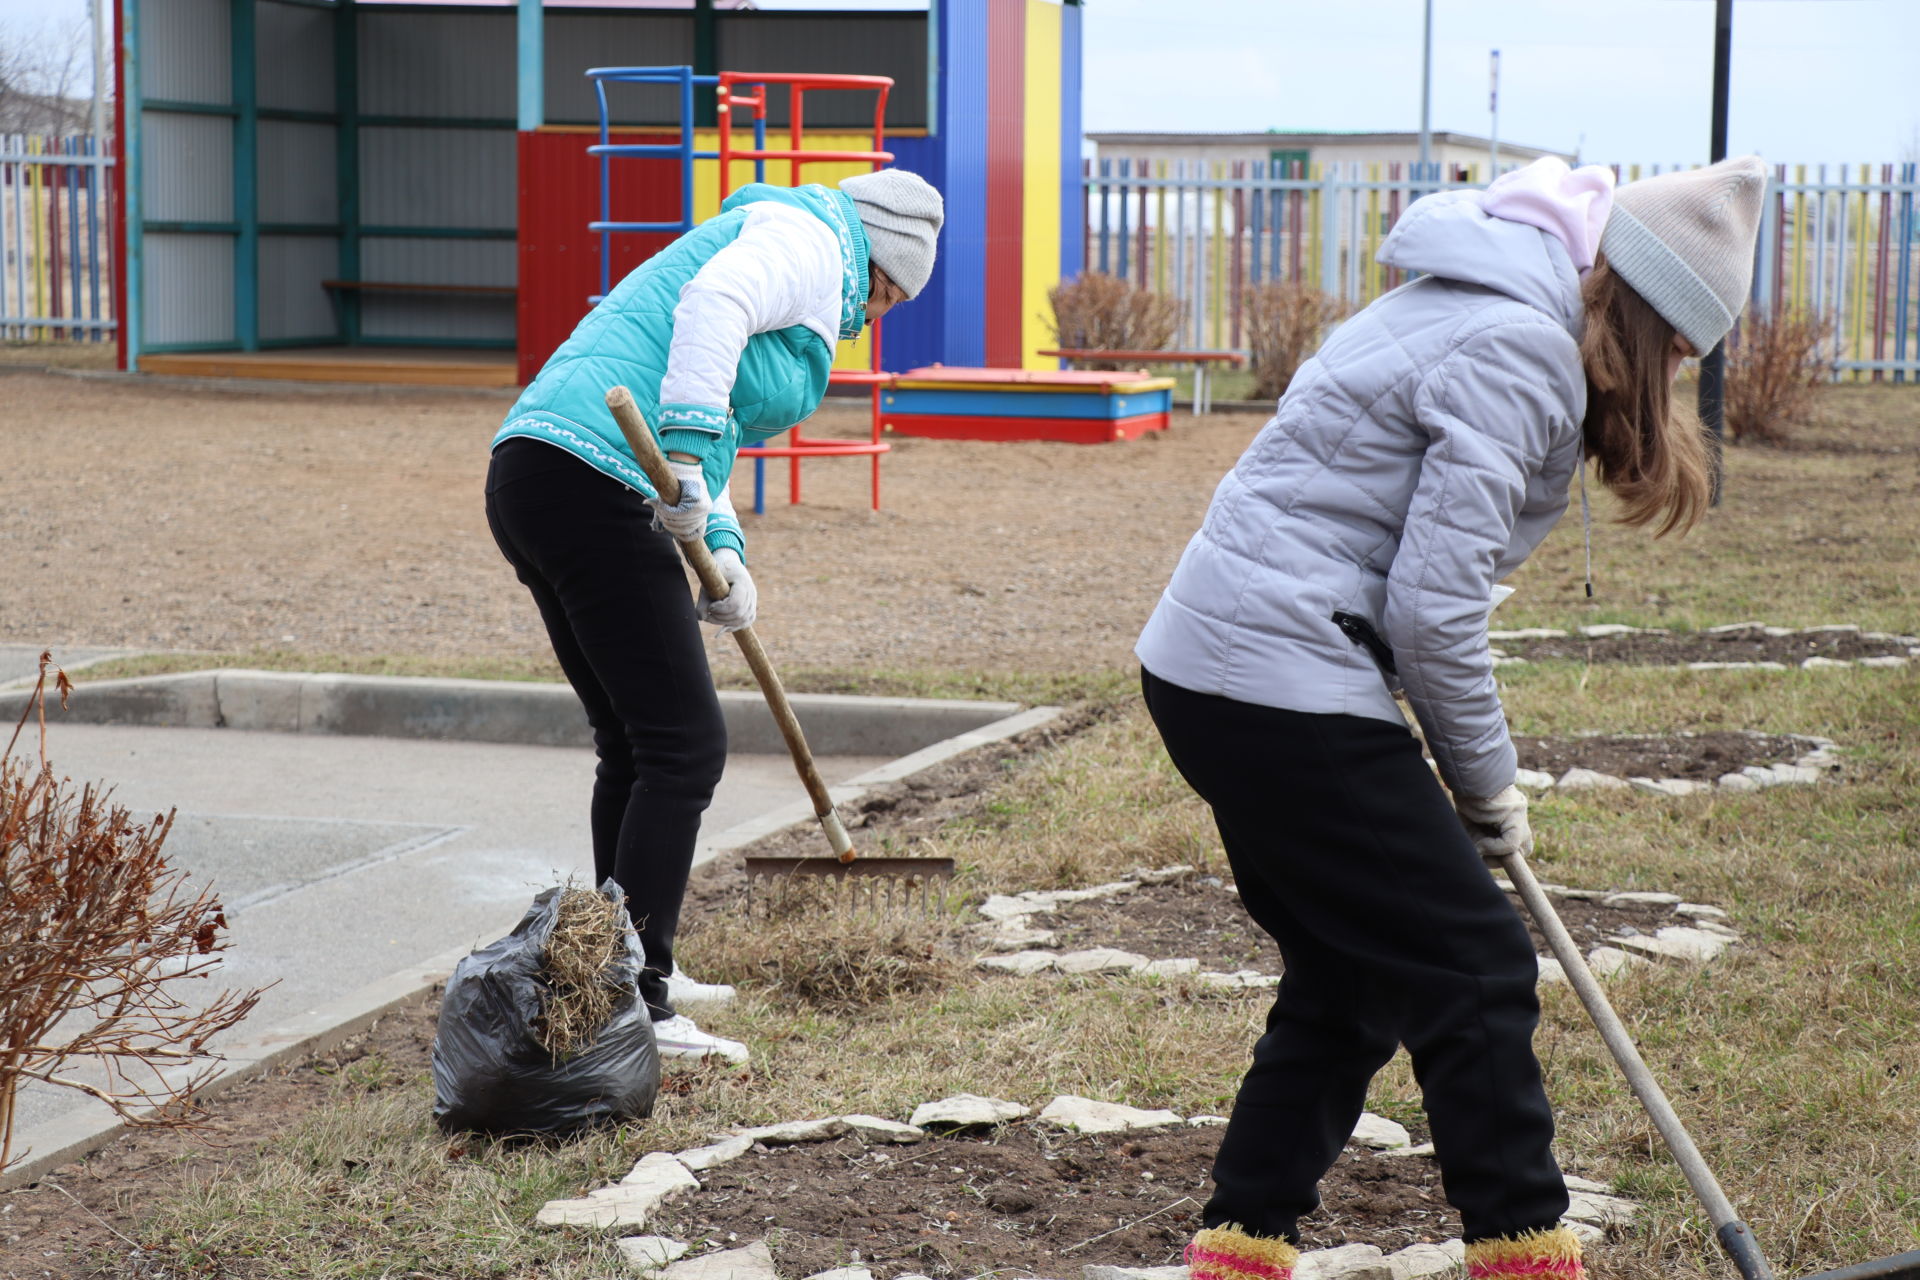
1454, 784, 1533, 869
697, 549, 757, 634
647, 461, 712, 541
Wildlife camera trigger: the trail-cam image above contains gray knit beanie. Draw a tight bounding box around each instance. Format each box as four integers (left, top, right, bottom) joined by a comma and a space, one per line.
1598, 155, 1768, 356
840, 169, 944, 300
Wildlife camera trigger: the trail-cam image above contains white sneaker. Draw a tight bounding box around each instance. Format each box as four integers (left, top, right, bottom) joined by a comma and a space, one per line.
666, 964, 737, 1006
651, 1014, 749, 1065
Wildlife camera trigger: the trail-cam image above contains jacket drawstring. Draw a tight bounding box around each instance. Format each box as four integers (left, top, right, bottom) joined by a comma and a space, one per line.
1578, 438, 1594, 598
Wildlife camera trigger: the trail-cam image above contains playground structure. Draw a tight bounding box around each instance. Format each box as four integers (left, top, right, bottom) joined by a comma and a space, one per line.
110, 0, 1087, 385
884, 366, 1174, 445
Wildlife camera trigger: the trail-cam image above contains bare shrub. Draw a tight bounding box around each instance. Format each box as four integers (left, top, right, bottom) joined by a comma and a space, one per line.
0, 654, 266, 1170
1046, 273, 1184, 365
680, 891, 961, 1015
1725, 309, 1833, 445
1245, 280, 1349, 401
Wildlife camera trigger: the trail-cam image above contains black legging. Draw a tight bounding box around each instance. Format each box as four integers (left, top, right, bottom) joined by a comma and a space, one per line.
485, 437, 727, 1021
1140, 668, 1568, 1245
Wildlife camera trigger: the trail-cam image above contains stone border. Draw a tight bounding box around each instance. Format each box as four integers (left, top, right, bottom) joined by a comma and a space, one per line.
1512, 731, 1841, 796
541, 1093, 1637, 1280
1489, 622, 1918, 671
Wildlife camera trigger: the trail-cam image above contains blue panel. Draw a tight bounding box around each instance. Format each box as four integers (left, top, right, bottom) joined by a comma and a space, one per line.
879, 132, 943, 372
935, 0, 986, 367
1058, 1, 1083, 283
886, 387, 1171, 419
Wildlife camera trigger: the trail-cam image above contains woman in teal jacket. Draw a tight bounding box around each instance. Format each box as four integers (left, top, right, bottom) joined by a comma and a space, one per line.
485, 170, 943, 1064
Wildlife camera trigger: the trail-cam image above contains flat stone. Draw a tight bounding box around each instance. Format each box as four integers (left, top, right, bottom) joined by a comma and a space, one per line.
1802, 656, 1854, 669
1513, 768, 1556, 790
1580, 623, 1652, 637
731, 1117, 847, 1145
1740, 764, 1790, 787
1188, 1114, 1230, 1127
1295, 1242, 1392, 1280
909, 1093, 1030, 1129
1039, 1095, 1183, 1134
1564, 1190, 1639, 1227
619, 1236, 691, 1273
977, 895, 1039, 923
1688, 660, 1787, 671
1717, 772, 1761, 792
1805, 624, 1862, 634
1600, 891, 1683, 908
1374, 1141, 1436, 1158
1055, 948, 1151, 974
1133, 864, 1196, 885
1547, 885, 1608, 901
1694, 920, 1743, 940
1763, 626, 1797, 637
1046, 880, 1140, 905
1703, 621, 1768, 634
1349, 1112, 1412, 1150
675, 1135, 753, 1172
1615, 926, 1731, 965
1795, 750, 1843, 771
1386, 1240, 1463, 1279
659, 1241, 779, 1280
1141, 957, 1200, 976
538, 1153, 699, 1229
1586, 946, 1649, 978
840, 1114, 925, 1144
1537, 956, 1567, 984
1674, 903, 1729, 921
1197, 969, 1282, 990
1630, 777, 1711, 797
1563, 1174, 1612, 1194
1488, 628, 1569, 640
802, 1269, 874, 1280
1859, 656, 1910, 669
979, 951, 1058, 975
1083, 1267, 1187, 1280
1556, 768, 1630, 790
990, 925, 1060, 951
1770, 763, 1822, 785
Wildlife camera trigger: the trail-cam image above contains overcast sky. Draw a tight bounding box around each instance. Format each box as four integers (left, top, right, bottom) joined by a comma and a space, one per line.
4, 0, 1913, 164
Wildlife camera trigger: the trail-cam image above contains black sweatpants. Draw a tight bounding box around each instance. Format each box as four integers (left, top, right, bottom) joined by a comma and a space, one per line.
1140, 668, 1568, 1244
485, 437, 728, 1021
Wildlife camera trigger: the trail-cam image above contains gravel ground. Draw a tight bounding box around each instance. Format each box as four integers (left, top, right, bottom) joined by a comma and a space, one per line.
0, 370, 1268, 679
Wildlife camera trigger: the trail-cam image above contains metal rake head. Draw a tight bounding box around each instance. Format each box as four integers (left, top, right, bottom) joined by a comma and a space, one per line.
741, 854, 956, 919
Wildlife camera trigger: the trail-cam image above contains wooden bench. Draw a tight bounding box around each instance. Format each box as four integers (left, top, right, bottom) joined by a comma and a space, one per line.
1038, 347, 1246, 414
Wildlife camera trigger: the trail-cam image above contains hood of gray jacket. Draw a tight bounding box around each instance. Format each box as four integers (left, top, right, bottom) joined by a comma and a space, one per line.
1137, 187, 1588, 800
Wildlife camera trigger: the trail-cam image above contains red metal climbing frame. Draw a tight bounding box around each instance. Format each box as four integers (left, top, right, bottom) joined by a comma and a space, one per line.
720, 72, 897, 513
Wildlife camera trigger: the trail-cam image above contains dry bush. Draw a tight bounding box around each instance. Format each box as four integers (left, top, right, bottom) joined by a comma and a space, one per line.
1046, 272, 1185, 364
536, 884, 625, 1060
679, 888, 962, 1015
1245, 280, 1348, 401
0, 654, 265, 1170
1726, 309, 1833, 444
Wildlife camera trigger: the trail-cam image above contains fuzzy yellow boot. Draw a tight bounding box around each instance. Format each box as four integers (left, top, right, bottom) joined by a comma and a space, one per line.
1185, 1224, 1300, 1280
1464, 1224, 1587, 1278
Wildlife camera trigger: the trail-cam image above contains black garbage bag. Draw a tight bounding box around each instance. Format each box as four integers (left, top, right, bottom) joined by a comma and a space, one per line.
432, 879, 660, 1135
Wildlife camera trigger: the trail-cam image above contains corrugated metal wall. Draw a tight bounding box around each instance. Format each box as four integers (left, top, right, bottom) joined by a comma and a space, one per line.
259, 235, 337, 341
141, 0, 229, 103
258, 121, 335, 224
359, 238, 515, 342
716, 15, 927, 129
255, 1, 332, 113
144, 232, 235, 345
138, 0, 235, 349
359, 128, 515, 229
359, 11, 514, 119
143, 112, 233, 222
545, 14, 694, 126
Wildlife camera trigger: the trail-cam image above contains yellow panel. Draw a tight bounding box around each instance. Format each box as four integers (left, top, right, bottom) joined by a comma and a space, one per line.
684, 128, 883, 371
1021, 1, 1064, 371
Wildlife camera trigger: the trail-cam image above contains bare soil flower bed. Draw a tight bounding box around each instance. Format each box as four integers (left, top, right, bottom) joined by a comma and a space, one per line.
1512, 730, 1808, 782
1497, 628, 1913, 666
650, 1124, 1455, 1278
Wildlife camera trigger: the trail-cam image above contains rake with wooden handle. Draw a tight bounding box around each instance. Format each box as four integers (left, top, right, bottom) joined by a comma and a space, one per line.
604, 387, 954, 910
1502, 844, 1920, 1280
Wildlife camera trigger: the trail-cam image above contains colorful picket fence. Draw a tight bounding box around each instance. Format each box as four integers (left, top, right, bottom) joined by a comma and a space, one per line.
1083, 158, 1920, 382
1, 136, 117, 342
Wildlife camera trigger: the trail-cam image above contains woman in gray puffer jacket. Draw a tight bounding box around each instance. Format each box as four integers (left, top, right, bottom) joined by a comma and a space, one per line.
1144, 155, 1767, 1280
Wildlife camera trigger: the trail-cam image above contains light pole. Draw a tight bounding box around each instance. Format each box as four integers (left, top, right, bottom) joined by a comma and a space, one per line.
1418, 0, 1433, 187
1488, 48, 1500, 178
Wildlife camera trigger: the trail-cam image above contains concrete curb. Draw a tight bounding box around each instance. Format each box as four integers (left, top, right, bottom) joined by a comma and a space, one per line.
0, 688, 1062, 1190
49, 669, 1024, 758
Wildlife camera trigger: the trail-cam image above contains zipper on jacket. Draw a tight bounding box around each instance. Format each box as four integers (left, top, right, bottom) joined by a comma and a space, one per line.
1332, 611, 1398, 676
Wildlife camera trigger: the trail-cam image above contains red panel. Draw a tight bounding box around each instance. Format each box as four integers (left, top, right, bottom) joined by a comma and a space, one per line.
515, 130, 682, 385
887, 410, 1167, 445
982, 0, 1025, 369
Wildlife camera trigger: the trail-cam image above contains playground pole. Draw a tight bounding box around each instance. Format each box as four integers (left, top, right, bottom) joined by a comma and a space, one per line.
1417, 0, 1432, 186
1699, 0, 1732, 505
517, 0, 543, 132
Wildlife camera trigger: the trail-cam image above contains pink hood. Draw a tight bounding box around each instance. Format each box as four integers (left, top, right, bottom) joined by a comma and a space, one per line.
1481, 157, 1615, 275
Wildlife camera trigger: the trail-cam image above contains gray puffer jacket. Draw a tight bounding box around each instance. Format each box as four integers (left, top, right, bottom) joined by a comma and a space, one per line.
1135, 187, 1587, 799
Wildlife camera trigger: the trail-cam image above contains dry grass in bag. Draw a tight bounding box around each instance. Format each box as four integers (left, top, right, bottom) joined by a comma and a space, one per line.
1245, 280, 1349, 401
1725, 308, 1832, 444
536, 885, 626, 1060
1046, 273, 1185, 364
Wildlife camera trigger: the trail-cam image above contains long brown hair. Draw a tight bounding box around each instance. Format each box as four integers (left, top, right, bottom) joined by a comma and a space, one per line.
1578, 254, 1712, 536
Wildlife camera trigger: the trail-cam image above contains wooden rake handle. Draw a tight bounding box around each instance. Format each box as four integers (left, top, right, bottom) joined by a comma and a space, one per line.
605, 386, 855, 863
